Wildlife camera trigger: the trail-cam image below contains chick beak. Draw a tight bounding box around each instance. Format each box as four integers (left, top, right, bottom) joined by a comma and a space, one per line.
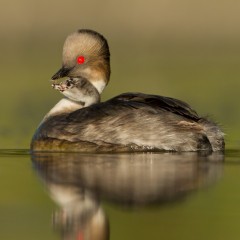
51, 67, 72, 80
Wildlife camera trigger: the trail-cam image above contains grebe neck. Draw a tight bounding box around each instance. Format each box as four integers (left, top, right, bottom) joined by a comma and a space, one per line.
44, 98, 84, 120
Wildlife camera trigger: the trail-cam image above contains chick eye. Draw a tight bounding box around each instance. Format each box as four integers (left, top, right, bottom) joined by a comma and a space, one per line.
77, 56, 85, 64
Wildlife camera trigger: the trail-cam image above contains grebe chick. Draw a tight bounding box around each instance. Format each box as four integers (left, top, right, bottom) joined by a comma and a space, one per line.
31, 29, 224, 152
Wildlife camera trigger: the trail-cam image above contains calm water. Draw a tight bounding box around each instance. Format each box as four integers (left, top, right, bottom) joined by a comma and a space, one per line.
0, 150, 240, 240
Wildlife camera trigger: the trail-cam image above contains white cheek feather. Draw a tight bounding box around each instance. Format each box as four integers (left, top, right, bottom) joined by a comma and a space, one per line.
91, 80, 106, 94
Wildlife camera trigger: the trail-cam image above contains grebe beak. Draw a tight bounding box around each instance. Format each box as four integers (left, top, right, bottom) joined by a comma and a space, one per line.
51, 67, 72, 80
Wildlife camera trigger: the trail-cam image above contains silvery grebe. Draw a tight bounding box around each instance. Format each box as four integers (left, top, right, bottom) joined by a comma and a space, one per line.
31, 29, 224, 152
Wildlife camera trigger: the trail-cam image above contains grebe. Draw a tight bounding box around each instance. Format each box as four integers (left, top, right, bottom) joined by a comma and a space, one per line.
31, 29, 224, 152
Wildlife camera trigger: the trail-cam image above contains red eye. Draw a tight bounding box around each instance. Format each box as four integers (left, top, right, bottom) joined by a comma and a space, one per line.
77, 56, 85, 64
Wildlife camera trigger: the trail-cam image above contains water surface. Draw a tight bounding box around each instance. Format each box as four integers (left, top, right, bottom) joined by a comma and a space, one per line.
0, 150, 240, 240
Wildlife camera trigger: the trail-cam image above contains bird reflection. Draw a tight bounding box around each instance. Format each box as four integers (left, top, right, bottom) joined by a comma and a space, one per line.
32, 152, 224, 240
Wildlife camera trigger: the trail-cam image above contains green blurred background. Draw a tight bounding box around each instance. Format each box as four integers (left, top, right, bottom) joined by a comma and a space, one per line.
1, 0, 240, 149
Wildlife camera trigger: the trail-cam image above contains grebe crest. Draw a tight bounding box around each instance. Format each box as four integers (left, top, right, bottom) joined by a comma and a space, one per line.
31, 29, 225, 152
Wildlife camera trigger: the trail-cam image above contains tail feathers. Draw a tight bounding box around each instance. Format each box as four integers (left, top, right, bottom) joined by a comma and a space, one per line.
199, 119, 225, 151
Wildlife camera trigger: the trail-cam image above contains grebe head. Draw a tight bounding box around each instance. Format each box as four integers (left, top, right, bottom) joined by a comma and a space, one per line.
51, 29, 110, 94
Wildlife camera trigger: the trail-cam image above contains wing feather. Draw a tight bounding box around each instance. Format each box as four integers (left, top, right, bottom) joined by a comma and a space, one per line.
108, 92, 200, 121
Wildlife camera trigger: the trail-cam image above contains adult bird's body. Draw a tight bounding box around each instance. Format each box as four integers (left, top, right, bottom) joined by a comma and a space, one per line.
31, 29, 224, 152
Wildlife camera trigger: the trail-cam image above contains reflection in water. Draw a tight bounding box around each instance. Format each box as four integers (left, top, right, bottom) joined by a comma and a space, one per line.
32, 152, 224, 240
